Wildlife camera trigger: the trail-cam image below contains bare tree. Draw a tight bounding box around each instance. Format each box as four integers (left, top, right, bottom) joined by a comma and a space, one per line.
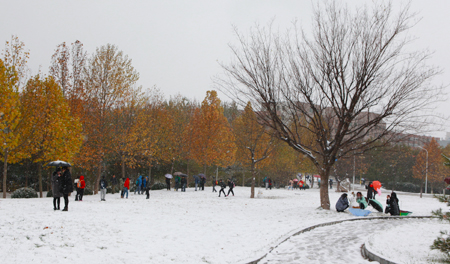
218, 2, 442, 209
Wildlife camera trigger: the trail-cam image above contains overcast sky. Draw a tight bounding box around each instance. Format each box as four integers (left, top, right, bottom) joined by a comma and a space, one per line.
1, 0, 449, 138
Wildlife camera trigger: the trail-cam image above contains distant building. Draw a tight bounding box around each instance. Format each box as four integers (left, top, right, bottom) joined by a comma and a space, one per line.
439, 132, 450, 147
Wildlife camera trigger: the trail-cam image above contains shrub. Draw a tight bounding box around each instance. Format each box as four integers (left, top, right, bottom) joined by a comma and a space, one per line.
151, 182, 167, 190
83, 187, 93, 195
11, 187, 38, 199
47, 190, 53, 197
431, 196, 450, 260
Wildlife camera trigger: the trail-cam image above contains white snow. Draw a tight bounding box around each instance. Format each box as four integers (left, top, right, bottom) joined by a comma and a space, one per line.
0, 185, 447, 263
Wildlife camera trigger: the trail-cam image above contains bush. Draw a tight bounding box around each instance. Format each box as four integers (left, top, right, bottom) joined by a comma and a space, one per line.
151, 182, 167, 190
11, 187, 38, 199
431, 196, 450, 260
46, 190, 53, 197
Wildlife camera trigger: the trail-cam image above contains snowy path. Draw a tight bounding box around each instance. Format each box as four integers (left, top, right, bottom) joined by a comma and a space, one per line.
259, 218, 435, 264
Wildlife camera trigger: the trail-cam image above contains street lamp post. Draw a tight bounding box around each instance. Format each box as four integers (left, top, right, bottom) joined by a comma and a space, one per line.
418, 146, 428, 194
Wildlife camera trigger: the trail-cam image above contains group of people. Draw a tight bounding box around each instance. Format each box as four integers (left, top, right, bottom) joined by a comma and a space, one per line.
263, 177, 273, 190
335, 191, 401, 216
217, 179, 235, 197
51, 166, 73, 211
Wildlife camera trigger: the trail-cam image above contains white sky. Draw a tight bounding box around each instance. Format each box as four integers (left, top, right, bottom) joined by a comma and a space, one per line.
1, 0, 449, 138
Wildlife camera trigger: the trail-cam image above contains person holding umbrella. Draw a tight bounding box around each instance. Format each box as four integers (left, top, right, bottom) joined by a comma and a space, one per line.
165, 174, 172, 191
218, 179, 227, 197
60, 166, 73, 211
212, 179, 217, 192
200, 175, 206, 191
181, 175, 187, 192
52, 168, 62, 210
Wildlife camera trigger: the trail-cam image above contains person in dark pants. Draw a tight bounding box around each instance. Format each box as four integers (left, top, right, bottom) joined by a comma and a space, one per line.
74, 176, 80, 201
212, 179, 217, 192
77, 175, 86, 201
52, 168, 62, 210
145, 185, 150, 199
200, 176, 205, 191
227, 179, 235, 196
60, 166, 73, 211
367, 182, 376, 199
166, 177, 171, 190
218, 179, 227, 197
100, 176, 108, 201
329, 179, 333, 189
181, 176, 187, 192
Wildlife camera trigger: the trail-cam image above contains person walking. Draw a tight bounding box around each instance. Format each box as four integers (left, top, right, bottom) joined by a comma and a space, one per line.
135, 176, 142, 195
74, 176, 80, 201
52, 168, 62, 210
77, 175, 86, 201
181, 175, 187, 192
60, 166, 73, 211
142, 177, 147, 193
111, 175, 117, 194
175, 175, 181, 191
123, 177, 130, 199
288, 179, 293, 190
227, 179, 235, 197
119, 177, 124, 198
329, 179, 333, 189
200, 176, 206, 191
165, 176, 171, 191
99, 175, 108, 201
212, 179, 217, 192
268, 178, 272, 190
194, 175, 200, 191
264, 177, 269, 190
218, 179, 227, 197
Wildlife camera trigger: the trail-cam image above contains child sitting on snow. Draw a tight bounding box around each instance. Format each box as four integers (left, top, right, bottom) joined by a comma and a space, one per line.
356, 192, 368, 209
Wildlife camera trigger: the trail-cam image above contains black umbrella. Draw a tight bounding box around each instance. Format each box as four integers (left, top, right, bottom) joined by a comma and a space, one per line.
46, 160, 72, 167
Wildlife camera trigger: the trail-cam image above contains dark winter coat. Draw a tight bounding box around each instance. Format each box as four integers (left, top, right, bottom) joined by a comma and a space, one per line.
52, 171, 62, 198
335, 194, 349, 212
367, 183, 375, 199
111, 177, 117, 186
181, 177, 187, 185
228, 180, 234, 189
389, 193, 400, 216
219, 181, 226, 189
60, 169, 73, 194
99, 178, 108, 189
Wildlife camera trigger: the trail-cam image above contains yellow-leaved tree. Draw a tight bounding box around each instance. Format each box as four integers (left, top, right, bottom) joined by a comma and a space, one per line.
188, 91, 236, 175
232, 101, 276, 198
21, 75, 83, 197
0, 59, 20, 198
413, 138, 445, 195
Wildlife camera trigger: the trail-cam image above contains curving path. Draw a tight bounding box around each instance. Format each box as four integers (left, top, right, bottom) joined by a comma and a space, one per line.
255, 217, 431, 264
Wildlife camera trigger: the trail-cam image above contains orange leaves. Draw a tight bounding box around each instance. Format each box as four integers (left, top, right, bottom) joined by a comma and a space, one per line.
413, 138, 446, 184
188, 91, 236, 168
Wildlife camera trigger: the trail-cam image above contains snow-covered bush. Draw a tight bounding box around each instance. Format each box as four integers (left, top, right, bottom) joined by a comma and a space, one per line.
11, 187, 38, 198
151, 182, 167, 190
431, 196, 450, 260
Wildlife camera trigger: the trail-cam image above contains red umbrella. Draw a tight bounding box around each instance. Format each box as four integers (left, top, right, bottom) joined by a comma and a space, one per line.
313, 175, 321, 178
445, 177, 450, 185
293, 179, 299, 182
372, 181, 382, 195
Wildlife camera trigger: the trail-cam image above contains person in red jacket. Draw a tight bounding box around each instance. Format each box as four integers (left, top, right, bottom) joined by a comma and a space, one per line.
77, 175, 86, 201
123, 178, 130, 199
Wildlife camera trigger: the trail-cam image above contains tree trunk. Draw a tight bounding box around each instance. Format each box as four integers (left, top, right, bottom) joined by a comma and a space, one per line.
38, 162, 43, 198
47, 169, 51, 192
148, 165, 152, 186
95, 162, 102, 194
319, 168, 331, 209
121, 154, 126, 179
2, 149, 8, 198
25, 161, 29, 188
170, 159, 175, 175
250, 162, 256, 198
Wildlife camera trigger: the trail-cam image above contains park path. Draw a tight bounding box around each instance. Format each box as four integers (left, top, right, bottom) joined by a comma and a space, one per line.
258, 218, 423, 264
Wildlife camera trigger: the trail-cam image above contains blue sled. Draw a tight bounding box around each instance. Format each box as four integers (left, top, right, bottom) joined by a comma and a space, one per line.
349, 207, 372, 216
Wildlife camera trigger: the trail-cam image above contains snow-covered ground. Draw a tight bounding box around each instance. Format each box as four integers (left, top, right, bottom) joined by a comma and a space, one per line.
0, 185, 447, 263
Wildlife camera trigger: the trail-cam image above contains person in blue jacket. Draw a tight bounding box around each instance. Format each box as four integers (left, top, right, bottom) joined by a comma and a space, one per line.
135, 176, 142, 195
142, 177, 147, 193
194, 175, 200, 191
